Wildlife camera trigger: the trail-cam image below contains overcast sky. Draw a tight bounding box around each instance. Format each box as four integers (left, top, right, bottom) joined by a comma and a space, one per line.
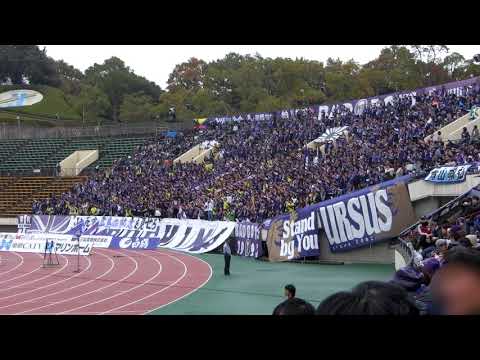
41, 45, 479, 89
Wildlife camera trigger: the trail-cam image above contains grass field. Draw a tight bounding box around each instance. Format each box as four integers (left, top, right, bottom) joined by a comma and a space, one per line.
149, 253, 394, 315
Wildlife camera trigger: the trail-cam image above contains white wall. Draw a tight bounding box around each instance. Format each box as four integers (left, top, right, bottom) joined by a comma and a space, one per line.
60, 150, 98, 176
408, 174, 480, 202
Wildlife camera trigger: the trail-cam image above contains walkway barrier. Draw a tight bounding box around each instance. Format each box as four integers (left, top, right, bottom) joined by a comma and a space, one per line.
60, 150, 98, 176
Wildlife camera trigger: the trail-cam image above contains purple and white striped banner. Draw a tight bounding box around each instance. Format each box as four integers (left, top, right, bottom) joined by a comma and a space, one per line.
17, 215, 236, 254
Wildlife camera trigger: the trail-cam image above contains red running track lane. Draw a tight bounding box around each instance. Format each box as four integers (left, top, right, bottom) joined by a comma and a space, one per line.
0, 252, 24, 278
0, 248, 212, 315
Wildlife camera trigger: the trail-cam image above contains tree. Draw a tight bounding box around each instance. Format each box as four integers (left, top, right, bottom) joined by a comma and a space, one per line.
55, 60, 85, 98
462, 60, 480, 79
189, 88, 231, 117
85, 57, 162, 122
410, 45, 449, 64
70, 84, 110, 124
119, 92, 155, 122
56, 59, 84, 82
408, 45, 451, 86
0, 45, 60, 85
362, 46, 422, 93
442, 52, 466, 79
167, 57, 207, 92
156, 88, 196, 121
324, 58, 363, 101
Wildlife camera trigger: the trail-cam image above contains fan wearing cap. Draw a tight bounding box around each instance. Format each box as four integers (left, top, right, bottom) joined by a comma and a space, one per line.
464, 234, 480, 249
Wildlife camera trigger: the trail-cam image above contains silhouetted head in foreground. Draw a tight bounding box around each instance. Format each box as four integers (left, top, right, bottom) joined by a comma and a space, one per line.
316, 281, 419, 315
272, 284, 315, 315
431, 247, 480, 315
275, 298, 316, 315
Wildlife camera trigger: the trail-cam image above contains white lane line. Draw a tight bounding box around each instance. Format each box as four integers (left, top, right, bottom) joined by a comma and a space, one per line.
0, 253, 44, 286
143, 249, 213, 314
0, 254, 68, 291
13, 251, 116, 314
25, 248, 138, 314
0, 252, 24, 277
0, 255, 93, 306
34, 310, 142, 315
99, 251, 165, 314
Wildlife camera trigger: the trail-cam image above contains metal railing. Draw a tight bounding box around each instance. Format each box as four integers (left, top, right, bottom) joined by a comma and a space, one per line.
0, 121, 186, 140
396, 238, 415, 267
0, 166, 98, 177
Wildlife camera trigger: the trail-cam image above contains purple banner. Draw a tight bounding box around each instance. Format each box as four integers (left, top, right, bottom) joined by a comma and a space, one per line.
17, 215, 236, 254
233, 222, 263, 258
205, 77, 480, 124
266, 175, 416, 261
317, 76, 480, 120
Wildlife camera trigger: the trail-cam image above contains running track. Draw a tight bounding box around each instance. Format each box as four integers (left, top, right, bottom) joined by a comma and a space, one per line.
0, 248, 212, 315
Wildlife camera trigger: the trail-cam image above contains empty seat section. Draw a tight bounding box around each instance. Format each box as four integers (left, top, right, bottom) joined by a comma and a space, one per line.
0, 176, 86, 217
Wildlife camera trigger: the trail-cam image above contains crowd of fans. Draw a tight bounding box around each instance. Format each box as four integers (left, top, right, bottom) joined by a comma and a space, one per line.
33, 84, 480, 223
377, 190, 480, 315
274, 238, 480, 315
273, 244, 480, 315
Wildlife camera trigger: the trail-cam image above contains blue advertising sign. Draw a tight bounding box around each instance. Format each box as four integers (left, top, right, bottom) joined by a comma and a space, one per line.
109, 236, 161, 250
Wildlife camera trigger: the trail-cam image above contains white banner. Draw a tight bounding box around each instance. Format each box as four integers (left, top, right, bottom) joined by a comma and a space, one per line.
79, 235, 112, 248
6, 233, 92, 256
0, 232, 23, 252
27, 233, 74, 242
156, 219, 236, 254
20, 216, 237, 254
52, 240, 92, 256
9, 238, 46, 253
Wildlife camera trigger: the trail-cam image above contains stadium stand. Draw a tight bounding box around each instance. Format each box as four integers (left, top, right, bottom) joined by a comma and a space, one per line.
0, 176, 86, 216
0, 138, 68, 173
33, 82, 480, 220
0, 133, 160, 216
87, 136, 153, 170
0, 134, 154, 174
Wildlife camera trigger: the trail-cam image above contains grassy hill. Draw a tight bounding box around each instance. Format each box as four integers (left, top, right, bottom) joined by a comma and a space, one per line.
0, 85, 84, 126
0, 85, 191, 130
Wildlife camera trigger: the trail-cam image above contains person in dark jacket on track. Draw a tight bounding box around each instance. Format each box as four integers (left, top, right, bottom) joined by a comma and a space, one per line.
223, 241, 231, 276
